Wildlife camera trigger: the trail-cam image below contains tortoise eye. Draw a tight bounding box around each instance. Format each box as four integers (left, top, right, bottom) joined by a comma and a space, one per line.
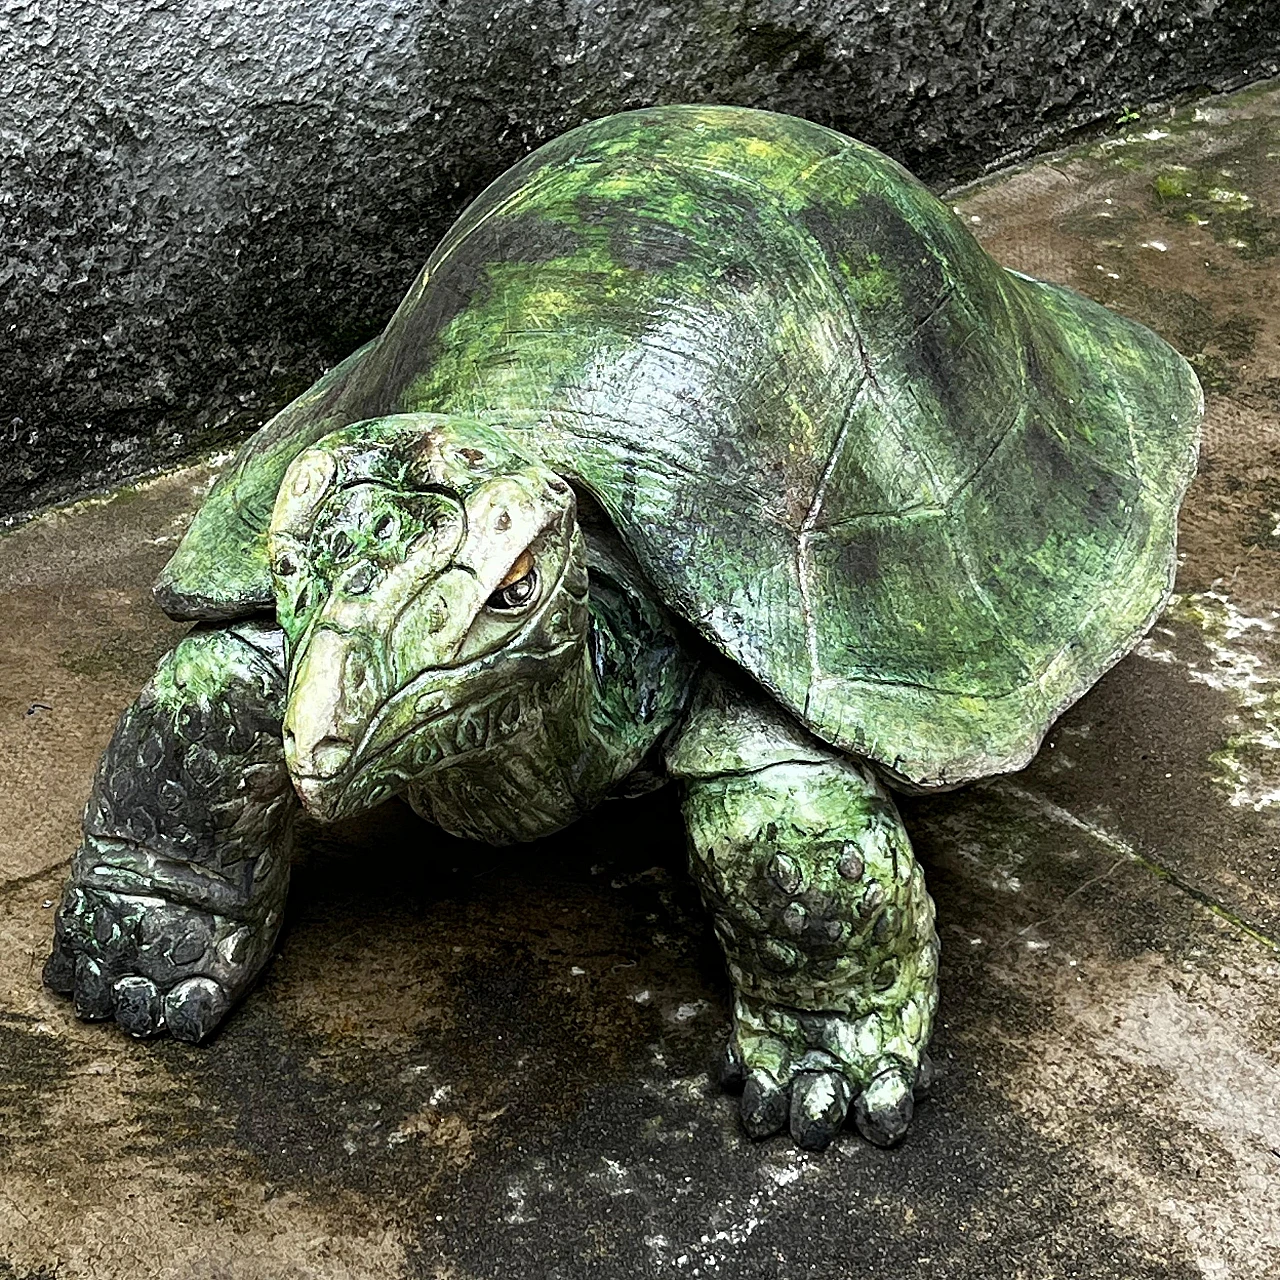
498, 549, 535, 589
487, 569, 538, 611
488, 549, 538, 611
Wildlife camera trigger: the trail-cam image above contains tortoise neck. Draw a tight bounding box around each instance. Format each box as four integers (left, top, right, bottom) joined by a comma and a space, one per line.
402, 640, 626, 844
402, 531, 699, 845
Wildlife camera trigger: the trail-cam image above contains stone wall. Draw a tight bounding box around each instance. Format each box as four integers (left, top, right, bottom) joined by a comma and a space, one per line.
3, 0, 1277, 517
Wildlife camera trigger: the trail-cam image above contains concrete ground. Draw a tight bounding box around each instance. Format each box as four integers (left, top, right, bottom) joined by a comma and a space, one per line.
3, 79, 1280, 1280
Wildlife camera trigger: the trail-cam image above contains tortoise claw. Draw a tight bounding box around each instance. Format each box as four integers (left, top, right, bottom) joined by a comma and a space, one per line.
913, 1051, 936, 1098
164, 976, 229, 1044
741, 1069, 789, 1140
73, 955, 116, 1021
42, 929, 76, 996
789, 1070, 852, 1152
852, 1067, 915, 1147
719, 1038, 747, 1091
114, 975, 165, 1038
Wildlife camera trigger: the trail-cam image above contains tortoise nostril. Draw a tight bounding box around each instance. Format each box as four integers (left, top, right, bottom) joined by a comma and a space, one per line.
345, 562, 375, 595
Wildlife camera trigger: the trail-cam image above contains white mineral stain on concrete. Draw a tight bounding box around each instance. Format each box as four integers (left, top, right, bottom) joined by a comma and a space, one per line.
924, 823, 1028, 895
672, 1000, 707, 1021
993, 779, 1143, 861
503, 1178, 534, 1225
1023, 958, 1280, 1280
971, 757, 1280, 1277
1137, 591, 1280, 810
645, 1153, 814, 1275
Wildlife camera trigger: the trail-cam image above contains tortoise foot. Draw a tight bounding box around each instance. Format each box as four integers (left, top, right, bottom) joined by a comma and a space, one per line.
44, 623, 296, 1044
45, 884, 279, 1043
723, 992, 935, 1151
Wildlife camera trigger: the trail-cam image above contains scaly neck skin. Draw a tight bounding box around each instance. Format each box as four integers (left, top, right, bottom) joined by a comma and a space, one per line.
403, 532, 700, 846
404, 639, 629, 845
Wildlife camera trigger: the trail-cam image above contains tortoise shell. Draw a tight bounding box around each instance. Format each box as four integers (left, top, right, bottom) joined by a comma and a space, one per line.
157, 105, 1201, 787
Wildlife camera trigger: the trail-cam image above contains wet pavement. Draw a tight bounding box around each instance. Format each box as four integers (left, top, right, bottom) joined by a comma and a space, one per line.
3, 79, 1280, 1280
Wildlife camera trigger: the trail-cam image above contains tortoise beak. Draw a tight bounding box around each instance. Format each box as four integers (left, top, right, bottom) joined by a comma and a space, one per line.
283, 627, 381, 820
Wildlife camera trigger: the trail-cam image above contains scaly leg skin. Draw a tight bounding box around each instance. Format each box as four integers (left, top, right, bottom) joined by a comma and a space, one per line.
43, 621, 296, 1043
667, 672, 939, 1151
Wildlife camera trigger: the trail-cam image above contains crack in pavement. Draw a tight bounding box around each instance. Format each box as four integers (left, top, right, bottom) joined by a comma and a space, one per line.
988, 778, 1280, 953
0, 860, 69, 902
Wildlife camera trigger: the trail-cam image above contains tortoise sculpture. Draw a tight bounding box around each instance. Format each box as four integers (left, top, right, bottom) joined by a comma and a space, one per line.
44, 105, 1201, 1151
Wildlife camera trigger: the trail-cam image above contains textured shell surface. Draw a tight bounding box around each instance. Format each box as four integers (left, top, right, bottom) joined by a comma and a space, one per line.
157, 104, 1202, 787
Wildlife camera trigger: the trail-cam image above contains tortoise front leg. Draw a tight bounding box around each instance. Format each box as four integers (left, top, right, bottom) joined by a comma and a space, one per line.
667, 673, 939, 1151
43, 621, 296, 1042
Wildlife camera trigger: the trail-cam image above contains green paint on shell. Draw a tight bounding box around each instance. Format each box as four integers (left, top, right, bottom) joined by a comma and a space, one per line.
154, 341, 377, 620
158, 105, 1202, 787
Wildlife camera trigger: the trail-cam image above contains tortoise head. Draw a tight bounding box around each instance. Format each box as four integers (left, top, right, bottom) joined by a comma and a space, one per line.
268, 413, 588, 821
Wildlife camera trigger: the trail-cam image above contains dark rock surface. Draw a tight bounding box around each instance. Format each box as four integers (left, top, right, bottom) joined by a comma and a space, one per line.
3, 0, 1278, 520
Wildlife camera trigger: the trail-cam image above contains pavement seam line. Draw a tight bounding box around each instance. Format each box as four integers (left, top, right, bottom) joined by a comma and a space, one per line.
1008, 854, 1131, 948
987, 779, 1280, 952
0, 860, 70, 901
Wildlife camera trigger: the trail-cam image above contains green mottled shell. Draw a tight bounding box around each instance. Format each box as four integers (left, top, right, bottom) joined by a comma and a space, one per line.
157, 105, 1201, 787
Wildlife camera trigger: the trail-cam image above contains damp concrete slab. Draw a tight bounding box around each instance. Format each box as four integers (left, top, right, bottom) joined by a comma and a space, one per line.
3, 79, 1280, 1280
